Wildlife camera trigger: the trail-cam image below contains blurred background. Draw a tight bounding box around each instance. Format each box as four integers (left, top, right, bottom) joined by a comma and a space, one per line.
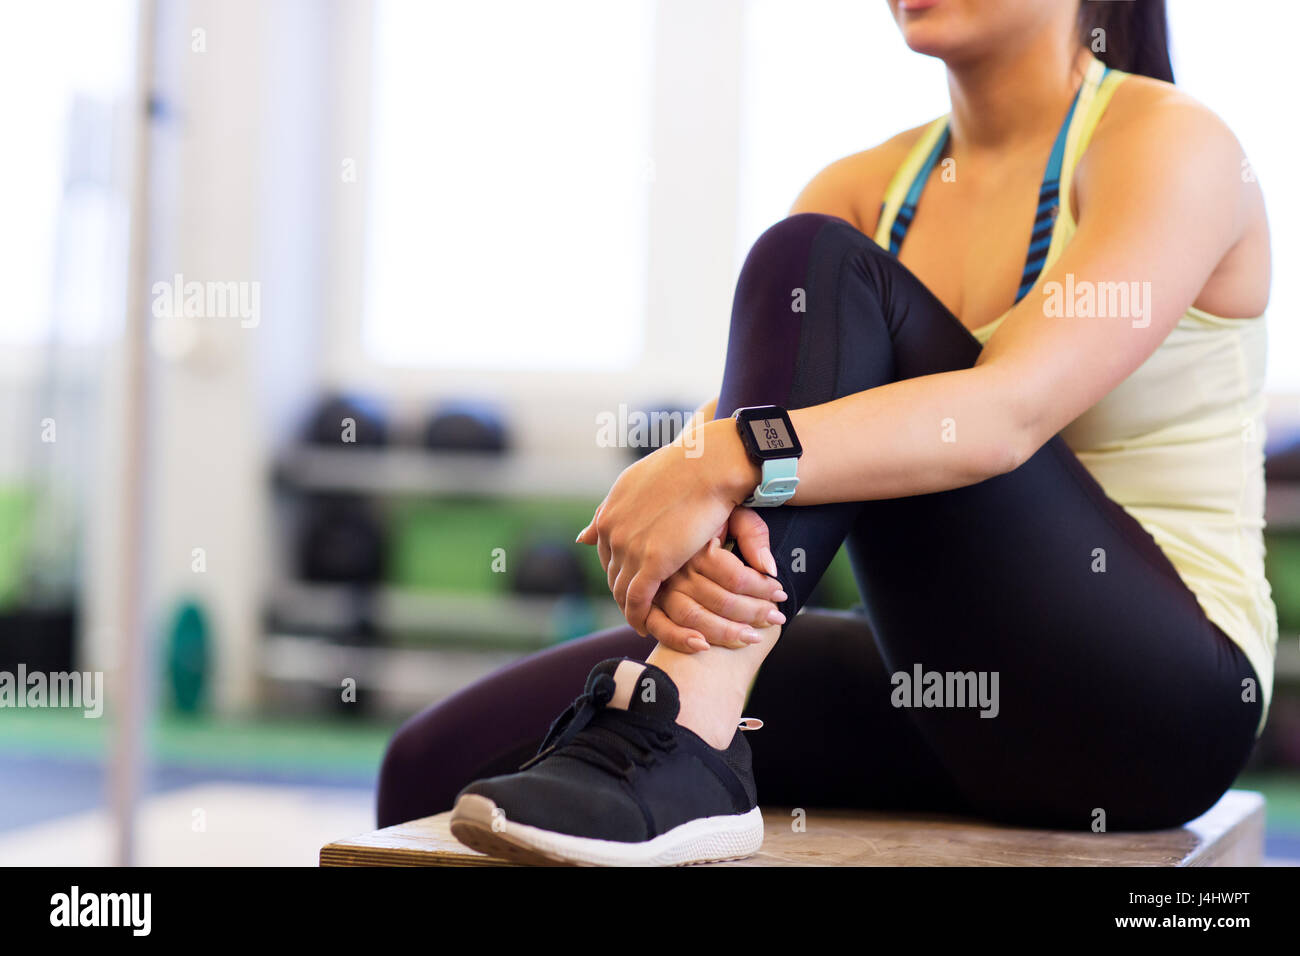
1, 0, 1298, 866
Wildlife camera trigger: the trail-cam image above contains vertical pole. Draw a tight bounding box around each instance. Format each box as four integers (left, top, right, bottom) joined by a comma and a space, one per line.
109, 0, 157, 868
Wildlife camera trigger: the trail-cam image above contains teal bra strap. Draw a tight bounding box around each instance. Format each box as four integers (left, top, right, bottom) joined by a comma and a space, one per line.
1017, 72, 1099, 300
887, 126, 950, 256
884, 68, 1104, 302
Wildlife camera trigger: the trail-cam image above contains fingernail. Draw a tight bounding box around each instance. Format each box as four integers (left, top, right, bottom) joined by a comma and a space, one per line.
760, 548, 778, 578
688, 638, 709, 652
766, 609, 786, 625
741, 628, 760, 644
774, 589, 788, 602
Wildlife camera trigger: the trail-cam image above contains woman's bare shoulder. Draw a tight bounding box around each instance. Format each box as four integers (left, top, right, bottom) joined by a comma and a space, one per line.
1078, 73, 1268, 314
1079, 73, 1259, 231
1083, 74, 1248, 183
789, 121, 937, 235
1096, 72, 1237, 141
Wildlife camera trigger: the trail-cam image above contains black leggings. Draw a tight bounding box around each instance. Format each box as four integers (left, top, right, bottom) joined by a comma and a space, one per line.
377, 214, 1260, 832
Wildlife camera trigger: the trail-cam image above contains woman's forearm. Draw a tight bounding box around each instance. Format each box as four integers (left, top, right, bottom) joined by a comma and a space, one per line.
790, 365, 1030, 505
699, 365, 1033, 508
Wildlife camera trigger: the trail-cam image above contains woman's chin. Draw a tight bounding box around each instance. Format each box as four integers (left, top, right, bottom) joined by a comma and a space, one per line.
896, 25, 967, 62
899, 36, 962, 63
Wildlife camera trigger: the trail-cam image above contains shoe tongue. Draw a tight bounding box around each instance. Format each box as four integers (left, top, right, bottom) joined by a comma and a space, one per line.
585, 658, 680, 723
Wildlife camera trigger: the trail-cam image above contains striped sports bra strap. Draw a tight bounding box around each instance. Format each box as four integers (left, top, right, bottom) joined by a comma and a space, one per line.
874, 115, 948, 251
888, 126, 950, 254
1015, 75, 1093, 301
875, 55, 1115, 300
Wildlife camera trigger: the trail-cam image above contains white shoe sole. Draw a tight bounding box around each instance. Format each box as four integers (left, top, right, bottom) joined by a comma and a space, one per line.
449, 793, 764, 867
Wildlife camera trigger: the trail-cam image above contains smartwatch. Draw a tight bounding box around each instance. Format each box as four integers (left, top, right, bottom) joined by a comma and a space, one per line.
732, 405, 802, 507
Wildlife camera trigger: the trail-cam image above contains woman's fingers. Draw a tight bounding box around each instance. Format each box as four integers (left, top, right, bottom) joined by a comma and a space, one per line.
589, 501, 785, 638
576, 501, 605, 547
609, 553, 626, 611
623, 569, 661, 636
608, 543, 649, 634
696, 538, 787, 603
597, 527, 612, 576
680, 566, 785, 628
657, 588, 764, 649
727, 506, 778, 578
610, 560, 637, 631
645, 605, 709, 654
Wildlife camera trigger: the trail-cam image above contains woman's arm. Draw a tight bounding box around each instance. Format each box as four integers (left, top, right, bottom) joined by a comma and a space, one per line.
583, 88, 1260, 633
701, 86, 1260, 508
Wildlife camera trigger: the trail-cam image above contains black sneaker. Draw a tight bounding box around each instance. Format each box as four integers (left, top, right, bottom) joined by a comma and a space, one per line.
449, 658, 763, 866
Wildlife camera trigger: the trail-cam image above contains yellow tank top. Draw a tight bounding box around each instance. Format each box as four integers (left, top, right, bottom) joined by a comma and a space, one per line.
874, 56, 1278, 732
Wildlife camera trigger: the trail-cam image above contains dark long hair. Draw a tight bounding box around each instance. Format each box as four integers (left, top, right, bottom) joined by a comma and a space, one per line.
1077, 0, 1175, 83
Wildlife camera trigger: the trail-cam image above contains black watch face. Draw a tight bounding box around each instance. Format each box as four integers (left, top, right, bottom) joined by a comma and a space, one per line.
737, 408, 802, 458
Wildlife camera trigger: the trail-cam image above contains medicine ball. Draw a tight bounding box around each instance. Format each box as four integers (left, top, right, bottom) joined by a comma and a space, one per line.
510, 539, 588, 597
305, 394, 388, 447
297, 496, 386, 585
424, 400, 509, 453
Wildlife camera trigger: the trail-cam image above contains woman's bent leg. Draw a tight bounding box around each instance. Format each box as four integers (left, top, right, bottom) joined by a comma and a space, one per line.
708, 213, 1261, 829
636, 208, 993, 749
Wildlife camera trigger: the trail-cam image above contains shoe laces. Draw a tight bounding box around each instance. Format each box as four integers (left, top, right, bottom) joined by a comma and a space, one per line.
519, 672, 678, 779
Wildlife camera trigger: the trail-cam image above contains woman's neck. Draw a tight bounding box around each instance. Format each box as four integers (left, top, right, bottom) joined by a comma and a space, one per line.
945, 32, 1091, 156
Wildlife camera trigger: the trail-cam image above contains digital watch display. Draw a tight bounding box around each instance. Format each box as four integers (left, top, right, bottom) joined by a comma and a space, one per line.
731, 405, 802, 507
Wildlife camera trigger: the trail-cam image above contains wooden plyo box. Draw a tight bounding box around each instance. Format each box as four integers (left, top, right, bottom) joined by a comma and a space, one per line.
321, 789, 1264, 867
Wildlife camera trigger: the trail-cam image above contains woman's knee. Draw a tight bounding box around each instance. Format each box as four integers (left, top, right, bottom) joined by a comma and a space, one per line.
375, 712, 435, 827
745, 213, 845, 265
375, 703, 486, 826
733, 214, 887, 329
738, 214, 879, 295
721, 213, 894, 412
747, 213, 879, 261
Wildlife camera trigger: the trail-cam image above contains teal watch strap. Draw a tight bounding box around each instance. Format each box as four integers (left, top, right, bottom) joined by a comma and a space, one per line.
742, 457, 800, 507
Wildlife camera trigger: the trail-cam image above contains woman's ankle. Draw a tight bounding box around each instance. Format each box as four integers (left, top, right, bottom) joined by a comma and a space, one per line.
645, 627, 780, 749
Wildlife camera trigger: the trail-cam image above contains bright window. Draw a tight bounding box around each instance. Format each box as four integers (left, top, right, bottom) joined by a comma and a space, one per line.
0, 0, 135, 349
362, 0, 656, 371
